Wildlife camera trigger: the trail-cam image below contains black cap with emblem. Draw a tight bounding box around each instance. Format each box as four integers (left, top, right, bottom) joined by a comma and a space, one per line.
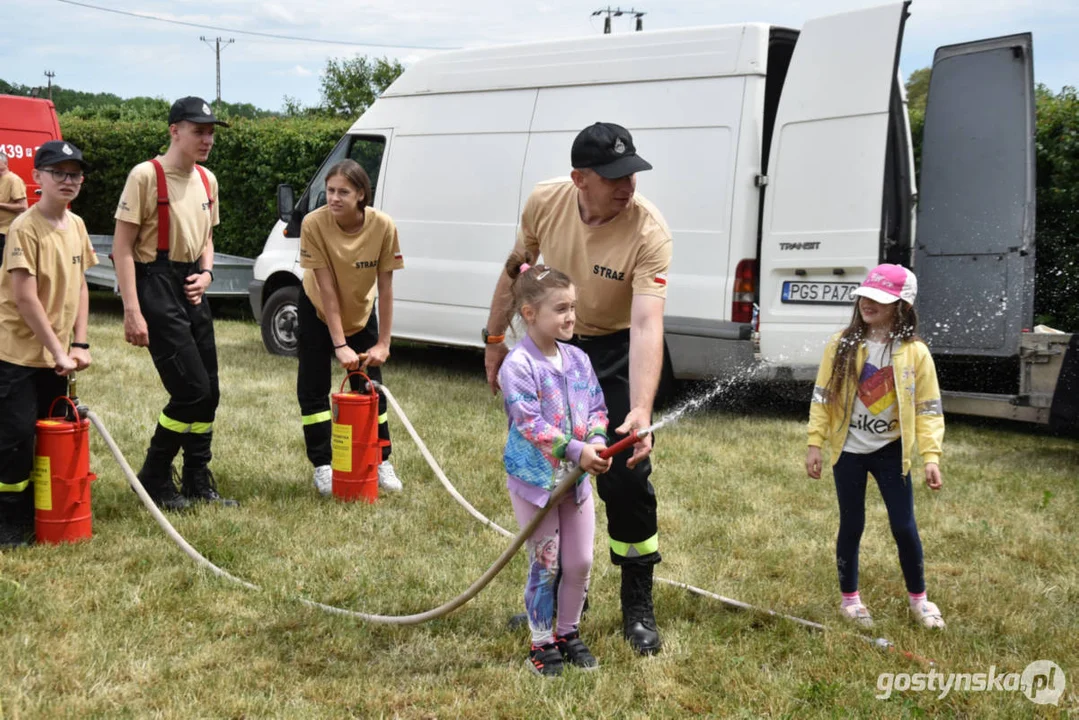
571, 122, 652, 179
34, 140, 89, 170
168, 96, 231, 127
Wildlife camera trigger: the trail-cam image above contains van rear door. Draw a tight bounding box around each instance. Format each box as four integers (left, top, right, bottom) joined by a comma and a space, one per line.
757, 3, 909, 369
914, 34, 1036, 357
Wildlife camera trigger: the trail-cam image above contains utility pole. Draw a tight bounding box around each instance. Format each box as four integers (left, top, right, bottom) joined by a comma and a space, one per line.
44, 70, 55, 101
200, 36, 235, 103
591, 7, 646, 34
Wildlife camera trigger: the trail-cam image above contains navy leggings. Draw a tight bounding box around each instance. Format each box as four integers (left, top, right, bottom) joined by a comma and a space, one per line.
833, 440, 925, 594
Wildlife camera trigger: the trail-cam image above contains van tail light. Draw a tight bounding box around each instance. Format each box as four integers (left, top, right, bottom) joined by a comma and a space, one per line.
732, 259, 758, 323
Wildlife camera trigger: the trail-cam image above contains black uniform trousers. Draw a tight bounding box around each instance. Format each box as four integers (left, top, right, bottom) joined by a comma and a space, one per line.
570, 329, 663, 567
0, 360, 68, 531
135, 252, 219, 472
296, 291, 391, 467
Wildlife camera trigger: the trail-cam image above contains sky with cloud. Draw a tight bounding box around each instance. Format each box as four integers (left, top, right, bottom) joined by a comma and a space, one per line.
3, 0, 1076, 112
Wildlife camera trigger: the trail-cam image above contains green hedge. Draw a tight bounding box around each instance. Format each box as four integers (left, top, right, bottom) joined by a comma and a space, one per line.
1033, 86, 1079, 332
62, 98, 1077, 330
59, 116, 351, 258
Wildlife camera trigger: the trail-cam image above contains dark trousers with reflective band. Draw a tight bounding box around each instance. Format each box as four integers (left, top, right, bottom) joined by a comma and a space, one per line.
833, 440, 925, 594
136, 252, 219, 472
0, 360, 68, 529
296, 291, 390, 467
571, 330, 661, 567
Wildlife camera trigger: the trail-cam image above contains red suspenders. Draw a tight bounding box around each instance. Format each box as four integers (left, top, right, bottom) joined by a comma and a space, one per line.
148, 158, 214, 253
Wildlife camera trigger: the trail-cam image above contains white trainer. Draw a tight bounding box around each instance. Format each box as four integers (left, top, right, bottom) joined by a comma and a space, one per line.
912, 600, 946, 629
312, 465, 333, 497
377, 461, 403, 493
839, 602, 874, 628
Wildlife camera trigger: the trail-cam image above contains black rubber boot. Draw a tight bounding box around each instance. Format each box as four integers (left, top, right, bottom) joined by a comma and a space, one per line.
181, 467, 239, 508
137, 448, 191, 512
621, 563, 662, 655
0, 488, 34, 548
0, 498, 33, 548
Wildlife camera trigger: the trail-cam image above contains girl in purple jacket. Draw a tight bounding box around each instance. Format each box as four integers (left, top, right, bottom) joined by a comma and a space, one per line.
498, 251, 611, 677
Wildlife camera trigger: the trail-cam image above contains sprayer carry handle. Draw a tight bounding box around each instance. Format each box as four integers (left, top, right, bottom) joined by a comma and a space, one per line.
339, 370, 378, 399
46, 395, 81, 423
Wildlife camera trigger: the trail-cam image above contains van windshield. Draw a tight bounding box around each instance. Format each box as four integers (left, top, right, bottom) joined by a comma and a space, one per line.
308, 135, 386, 213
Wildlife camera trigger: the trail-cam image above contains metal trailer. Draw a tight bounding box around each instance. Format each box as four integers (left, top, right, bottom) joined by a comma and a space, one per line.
942, 331, 1075, 425
85, 234, 254, 298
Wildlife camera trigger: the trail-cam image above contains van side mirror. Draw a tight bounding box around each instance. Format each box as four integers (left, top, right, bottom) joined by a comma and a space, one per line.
276, 184, 295, 224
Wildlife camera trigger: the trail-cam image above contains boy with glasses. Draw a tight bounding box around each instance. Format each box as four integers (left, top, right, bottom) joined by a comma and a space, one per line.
112, 97, 237, 511
0, 141, 97, 547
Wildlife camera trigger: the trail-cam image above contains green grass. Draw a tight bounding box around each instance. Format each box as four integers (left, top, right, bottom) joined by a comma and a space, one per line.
1, 300, 1077, 718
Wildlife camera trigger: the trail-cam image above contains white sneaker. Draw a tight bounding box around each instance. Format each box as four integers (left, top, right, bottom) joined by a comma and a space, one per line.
312, 465, 333, 497
912, 600, 946, 629
839, 602, 874, 628
377, 461, 403, 493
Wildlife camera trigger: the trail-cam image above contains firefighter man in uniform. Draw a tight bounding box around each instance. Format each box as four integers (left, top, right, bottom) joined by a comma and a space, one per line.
112, 97, 237, 511
485, 122, 673, 655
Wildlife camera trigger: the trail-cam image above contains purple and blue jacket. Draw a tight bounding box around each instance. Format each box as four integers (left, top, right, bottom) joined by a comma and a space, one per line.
499, 335, 609, 507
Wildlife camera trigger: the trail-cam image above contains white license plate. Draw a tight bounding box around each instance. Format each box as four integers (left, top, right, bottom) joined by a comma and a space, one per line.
781, 281, 858, 304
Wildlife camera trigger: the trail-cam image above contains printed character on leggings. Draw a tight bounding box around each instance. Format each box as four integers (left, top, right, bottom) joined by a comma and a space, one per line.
296, 159, 405, 495
485, 123, 673, 655
0, 141, 96, 547
806, 264, 946, 630
498, 251, 610, 676
112, 97, 237, 511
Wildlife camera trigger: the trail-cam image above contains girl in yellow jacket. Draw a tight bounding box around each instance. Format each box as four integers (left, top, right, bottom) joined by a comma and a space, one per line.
805, 264, 946, 630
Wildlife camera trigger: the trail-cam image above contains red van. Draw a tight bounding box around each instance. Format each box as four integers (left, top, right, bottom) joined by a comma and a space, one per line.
0, 94, 63, 207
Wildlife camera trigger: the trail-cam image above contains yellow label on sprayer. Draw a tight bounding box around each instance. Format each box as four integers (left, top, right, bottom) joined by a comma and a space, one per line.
32, 455, 52, 511
331, 422, 352, 473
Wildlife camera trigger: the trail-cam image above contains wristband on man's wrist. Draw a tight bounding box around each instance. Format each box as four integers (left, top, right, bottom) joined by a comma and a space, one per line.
199, 268, 214, 282
334, 343, 348, 350
70, 342, 90, 350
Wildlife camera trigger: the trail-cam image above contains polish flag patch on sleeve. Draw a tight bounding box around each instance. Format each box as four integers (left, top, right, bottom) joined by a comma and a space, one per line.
654, 272, 667, 286
394, 253, 404, 260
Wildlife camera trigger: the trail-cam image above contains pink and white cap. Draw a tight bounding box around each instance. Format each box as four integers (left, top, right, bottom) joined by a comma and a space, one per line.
852, 264, 917, 305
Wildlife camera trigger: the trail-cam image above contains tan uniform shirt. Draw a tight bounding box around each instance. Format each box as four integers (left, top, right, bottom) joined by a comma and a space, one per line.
300, 206, 405, 336
518, 179, 672, 336
0, 206, 98, 367
114, 160, 219, 263
0, 172, 28, 234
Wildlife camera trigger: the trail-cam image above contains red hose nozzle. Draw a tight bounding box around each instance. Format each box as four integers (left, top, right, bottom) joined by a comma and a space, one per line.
599, 429, 648, 459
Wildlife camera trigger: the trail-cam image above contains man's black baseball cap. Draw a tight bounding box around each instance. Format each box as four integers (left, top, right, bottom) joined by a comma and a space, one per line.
168, 96, 230, 127
34, 140, 89, 170
571, 122, 652, 179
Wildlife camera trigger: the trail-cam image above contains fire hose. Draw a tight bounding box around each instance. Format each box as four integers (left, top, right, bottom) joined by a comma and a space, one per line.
85, 381, 934, 664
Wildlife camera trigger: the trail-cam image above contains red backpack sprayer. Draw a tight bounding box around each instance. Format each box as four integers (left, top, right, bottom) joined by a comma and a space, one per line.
33, 377, 97, 545
330, 371, 382, 503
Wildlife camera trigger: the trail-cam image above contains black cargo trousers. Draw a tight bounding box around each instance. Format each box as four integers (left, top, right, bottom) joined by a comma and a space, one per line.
570, 329, 666, 567
135, 251, 219, 474
0, 361, 67, 536
296, 291, 391, 467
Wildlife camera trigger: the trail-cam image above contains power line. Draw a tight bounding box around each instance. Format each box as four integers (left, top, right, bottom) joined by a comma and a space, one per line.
53, 0, 457, 50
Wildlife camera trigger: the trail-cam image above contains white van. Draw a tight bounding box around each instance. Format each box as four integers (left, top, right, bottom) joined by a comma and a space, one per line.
250, 1, 1036, 387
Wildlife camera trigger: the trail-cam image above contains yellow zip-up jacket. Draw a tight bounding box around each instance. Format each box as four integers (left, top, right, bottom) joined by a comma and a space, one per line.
807, 334, 945, 473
